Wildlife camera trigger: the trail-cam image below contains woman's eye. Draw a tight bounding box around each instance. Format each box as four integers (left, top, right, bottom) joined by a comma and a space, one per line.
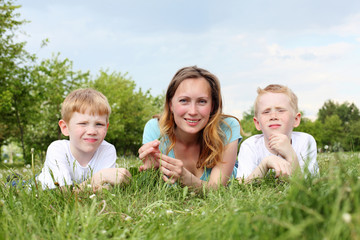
199, 99, 207, 104
179, 99, 187, 103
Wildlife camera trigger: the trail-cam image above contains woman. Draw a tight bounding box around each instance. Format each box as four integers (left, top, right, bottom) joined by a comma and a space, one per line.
138, 66, 242, 188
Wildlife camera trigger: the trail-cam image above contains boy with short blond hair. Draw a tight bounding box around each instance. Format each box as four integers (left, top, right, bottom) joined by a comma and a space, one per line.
237, 84, 319, 183
37, 88, 131, 191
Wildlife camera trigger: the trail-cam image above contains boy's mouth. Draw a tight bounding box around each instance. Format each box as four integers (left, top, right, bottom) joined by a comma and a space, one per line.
84, 138, 97, 143
269, 124, 281, 129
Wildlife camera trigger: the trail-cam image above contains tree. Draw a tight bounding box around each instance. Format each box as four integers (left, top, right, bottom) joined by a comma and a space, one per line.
317, 100, 360, 151
321, 115, 344, 151
91, 70, 163, 156
0, 0, 36, 162
346, 120, 360, 151
318, 100, 360, 124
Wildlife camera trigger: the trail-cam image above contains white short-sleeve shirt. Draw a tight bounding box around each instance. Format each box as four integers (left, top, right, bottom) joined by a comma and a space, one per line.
236, 132, 319, 179
36, 140, 116, 189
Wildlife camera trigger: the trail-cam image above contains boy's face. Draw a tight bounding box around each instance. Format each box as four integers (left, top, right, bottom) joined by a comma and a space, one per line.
59, 110, 109, 160
253, 92, 301, 139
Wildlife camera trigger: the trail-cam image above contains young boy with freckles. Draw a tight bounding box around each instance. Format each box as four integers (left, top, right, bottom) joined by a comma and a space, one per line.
36, 88, 131, 192
236, 84, 319, 183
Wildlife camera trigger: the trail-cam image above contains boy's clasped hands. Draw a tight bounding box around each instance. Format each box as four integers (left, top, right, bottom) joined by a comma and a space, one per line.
262, 133, 299, 178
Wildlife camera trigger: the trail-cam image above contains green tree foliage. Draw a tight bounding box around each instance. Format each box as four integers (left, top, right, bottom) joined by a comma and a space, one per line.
0, 0, 36, 162
321, 115, 344, 151
240, 107, 261, 140
316, 100, 360, 151
25, 54, 89, 160
347, 120, 360, 151
295, 117, 322, 143
318, 100, 360, 124
91, 71, 163, 156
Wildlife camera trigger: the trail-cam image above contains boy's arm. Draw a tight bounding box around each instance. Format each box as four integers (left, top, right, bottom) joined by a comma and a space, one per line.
268, 133, 300, 173
73, 168, 132, 192
236, 139, 262, 180
37, 141, 73, 189
298, 134, 319, 175
91, 168, 132, 192
239, 155, 291, 183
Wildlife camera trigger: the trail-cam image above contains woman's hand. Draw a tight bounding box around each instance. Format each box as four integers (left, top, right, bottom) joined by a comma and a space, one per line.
138, 140, 161, 172
156, 152, 184, 184
155, 152, 198, 186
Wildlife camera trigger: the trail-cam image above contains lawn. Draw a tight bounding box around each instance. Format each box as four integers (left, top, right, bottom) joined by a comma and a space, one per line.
0, 152, 359, 239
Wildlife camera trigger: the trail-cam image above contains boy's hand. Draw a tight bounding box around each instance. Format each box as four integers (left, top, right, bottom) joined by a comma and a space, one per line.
268, 133, 300, 172
263, 155, 292, 178
268, 133, 293, 160
242, 155, 292, 184
138, 140, 161, 171
91, 168, 132, 192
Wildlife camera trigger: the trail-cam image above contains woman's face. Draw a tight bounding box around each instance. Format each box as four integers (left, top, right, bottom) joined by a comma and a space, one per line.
170, 77, 213, 137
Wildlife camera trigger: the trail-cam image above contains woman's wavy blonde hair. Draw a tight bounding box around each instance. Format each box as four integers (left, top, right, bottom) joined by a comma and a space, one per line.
157, 66, 239, 169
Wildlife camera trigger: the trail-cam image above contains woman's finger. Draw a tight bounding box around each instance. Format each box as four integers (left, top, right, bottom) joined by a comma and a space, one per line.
138, 140, 160, 156
162, 173, 177, 184
139, 147, 157, 160
155, 152, 179, 165
160, 165, 179, 178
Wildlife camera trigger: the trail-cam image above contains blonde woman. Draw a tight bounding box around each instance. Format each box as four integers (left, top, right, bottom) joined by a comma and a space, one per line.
138, 66, 242, 188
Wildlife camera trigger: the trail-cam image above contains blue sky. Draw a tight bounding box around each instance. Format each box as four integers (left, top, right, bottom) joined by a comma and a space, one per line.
17, 0, 360, 120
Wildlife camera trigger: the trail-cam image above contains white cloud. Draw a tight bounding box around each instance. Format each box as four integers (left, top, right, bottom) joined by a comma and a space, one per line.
331, 13, 360, 36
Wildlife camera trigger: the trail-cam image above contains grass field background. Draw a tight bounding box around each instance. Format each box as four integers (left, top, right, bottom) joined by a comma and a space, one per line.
1, 152, 359, 239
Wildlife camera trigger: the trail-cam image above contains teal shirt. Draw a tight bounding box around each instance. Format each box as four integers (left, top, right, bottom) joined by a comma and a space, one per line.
142, 117, 242, 181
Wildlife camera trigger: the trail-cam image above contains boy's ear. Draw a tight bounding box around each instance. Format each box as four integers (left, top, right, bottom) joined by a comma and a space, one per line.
253, 117, 262, 131
293, 112, 301, 128
59, 119, 70, 136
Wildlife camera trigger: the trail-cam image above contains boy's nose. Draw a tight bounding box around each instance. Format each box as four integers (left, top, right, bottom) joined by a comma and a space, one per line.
270, 111, 278, 119
87, 125, 97, 134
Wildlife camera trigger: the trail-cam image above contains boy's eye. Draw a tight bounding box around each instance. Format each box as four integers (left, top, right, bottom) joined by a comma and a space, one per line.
96, 123, 106, 126
78, 122, 87, 125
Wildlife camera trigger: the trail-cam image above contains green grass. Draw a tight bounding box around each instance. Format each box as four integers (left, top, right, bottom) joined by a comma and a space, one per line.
1, 152, 360, 239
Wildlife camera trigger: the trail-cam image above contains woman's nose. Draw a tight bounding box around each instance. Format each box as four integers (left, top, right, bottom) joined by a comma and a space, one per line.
188, 102, 197, 114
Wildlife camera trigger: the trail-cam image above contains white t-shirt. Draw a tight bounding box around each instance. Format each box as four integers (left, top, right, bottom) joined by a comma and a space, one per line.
36, 140, 116, 189
236, 132, 319, 179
